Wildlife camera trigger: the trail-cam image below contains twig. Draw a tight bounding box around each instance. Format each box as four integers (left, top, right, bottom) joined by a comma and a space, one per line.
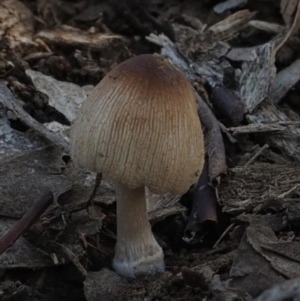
275, 0, 300, 53
278, 184, 300, 198
57, 243, 87, 278
70, 173, 102, 213
212, 223, 235, 249
244, 144, 269, 166
228, 122, 297, 135
218, 122, 237, 143
0, 190, 54, 255
0, 82, 70, 153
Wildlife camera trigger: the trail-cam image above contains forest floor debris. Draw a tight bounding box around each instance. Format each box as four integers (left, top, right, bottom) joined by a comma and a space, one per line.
1, 0, 300, 300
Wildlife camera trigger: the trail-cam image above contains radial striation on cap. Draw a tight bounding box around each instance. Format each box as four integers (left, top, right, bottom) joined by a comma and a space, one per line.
71, 54, 204, 195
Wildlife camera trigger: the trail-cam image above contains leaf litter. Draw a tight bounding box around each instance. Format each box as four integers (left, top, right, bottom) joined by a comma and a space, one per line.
2, 0, 300, 300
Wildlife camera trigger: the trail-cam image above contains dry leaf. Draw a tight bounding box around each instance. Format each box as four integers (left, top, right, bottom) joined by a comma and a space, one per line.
0, 144, 72, 218
247, 222, 300, 278
229, 231, 284, 297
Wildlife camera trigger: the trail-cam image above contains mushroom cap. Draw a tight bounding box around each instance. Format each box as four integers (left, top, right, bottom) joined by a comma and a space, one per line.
71, 54, 204, 195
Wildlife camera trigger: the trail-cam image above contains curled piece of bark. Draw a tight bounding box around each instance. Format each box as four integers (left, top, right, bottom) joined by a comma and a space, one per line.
184, 159, 217, 239
0, 190, 54, 255
210, 85, 245, 126
196, 93, 227, 184
0, 83, 70, 153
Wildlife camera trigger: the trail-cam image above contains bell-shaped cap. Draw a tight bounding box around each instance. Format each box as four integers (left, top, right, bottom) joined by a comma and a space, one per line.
71, 54, 204, 195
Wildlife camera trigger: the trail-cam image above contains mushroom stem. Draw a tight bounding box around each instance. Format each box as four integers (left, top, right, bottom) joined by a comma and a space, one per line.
112, 182, 165, 278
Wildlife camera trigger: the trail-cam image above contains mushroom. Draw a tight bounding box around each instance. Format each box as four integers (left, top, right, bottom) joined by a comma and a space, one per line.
70, 54, 204, 278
